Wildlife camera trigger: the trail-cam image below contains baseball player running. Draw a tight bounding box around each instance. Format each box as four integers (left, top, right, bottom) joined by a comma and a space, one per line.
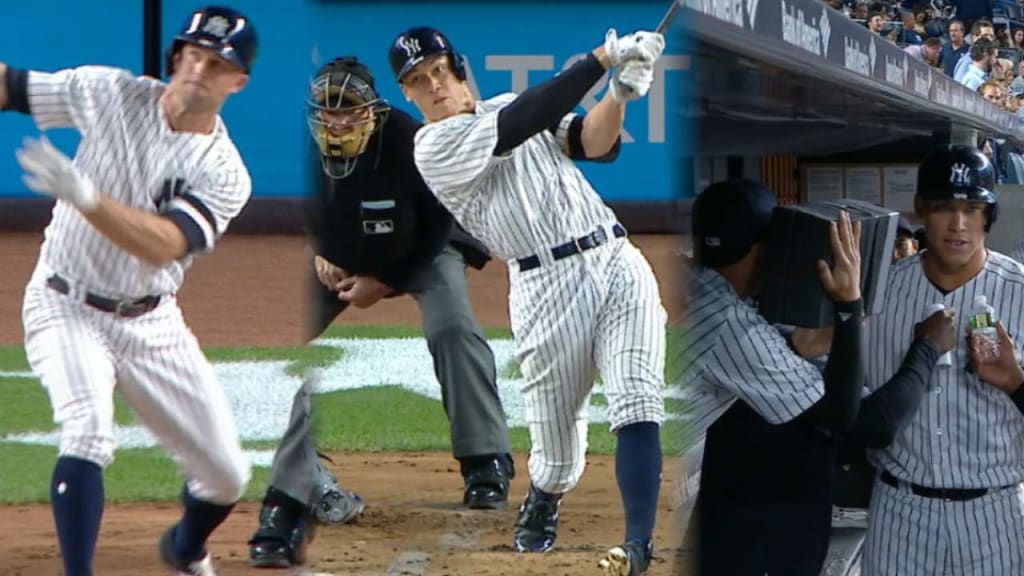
862, 144, 1024, 575
0, 6, 256, 576
246, 55, 514, 568
389, 25, 666, 575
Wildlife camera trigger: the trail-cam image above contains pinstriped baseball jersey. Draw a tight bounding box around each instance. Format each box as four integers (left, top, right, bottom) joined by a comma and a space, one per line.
414, 92, 617, 261
28, 65, 251, 299
681, 266, 825, 441
864, 251, 1024, 489
414, 91, 666, 494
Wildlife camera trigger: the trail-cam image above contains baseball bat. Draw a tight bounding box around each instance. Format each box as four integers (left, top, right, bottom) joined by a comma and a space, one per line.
655, 0, 682, 34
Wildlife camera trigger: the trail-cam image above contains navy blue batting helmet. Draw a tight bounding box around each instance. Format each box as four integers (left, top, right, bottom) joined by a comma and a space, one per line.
166, 6, 258, 77
916, 144, 998, 231
388, 27, 466, 82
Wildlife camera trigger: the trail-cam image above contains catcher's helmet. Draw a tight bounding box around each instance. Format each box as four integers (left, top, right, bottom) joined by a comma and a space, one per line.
166, 6, 258, 77
916, 144, 998, 231
388, 27, 467, 82
307, 56, 390, 179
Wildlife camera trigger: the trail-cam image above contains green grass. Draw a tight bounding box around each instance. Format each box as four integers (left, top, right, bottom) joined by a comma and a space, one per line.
1, 377, 136, 434
0, 443, 269, 504
203, 344, 343, 378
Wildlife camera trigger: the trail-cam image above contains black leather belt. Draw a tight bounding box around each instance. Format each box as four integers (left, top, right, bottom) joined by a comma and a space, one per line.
516, 224, 626, 272
880, 470, 1015, 502
46, 274, 161, 318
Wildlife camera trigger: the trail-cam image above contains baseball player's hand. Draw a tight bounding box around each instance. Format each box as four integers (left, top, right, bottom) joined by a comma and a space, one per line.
603, 28, 665, 69
337, 275, 394, 308
968, 321, 1024, 394
314, 255, 350, 290
608, 60, 655, 102
15, 136, 99, 212
817, 211, 862, 303
914, 309, 956, 353
790, 326, 834, 359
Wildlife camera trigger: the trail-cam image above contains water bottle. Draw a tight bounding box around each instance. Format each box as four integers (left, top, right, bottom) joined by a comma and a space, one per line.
925, 303, 953, 367
968, 295, 1000, 363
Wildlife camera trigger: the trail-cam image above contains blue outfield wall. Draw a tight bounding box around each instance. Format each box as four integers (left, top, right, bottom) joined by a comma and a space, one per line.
0, 1, 691, 203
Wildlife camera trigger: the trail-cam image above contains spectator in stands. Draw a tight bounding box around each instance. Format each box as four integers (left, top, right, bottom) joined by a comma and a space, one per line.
950, 0, 995, 34
904, 36, 943, 64
851, 2, 870, 20
955, 20, 996, 81
896, 7, 924, 43
978, 79, 1005, 105
961, 39, 998, 90
1013, 27, 1024, 49
940, 20, 970, 76
1009, 59, 1024, 95
867, 10, 887, 33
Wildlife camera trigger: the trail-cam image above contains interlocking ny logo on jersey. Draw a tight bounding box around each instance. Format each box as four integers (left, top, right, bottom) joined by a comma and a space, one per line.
202, 15, 231, 38
398, 37, 421, 58
949, 162, 971, 187
156, 178, 191, 212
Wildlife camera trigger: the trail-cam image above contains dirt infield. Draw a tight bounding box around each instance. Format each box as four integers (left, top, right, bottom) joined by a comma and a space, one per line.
0, 232, 692, 575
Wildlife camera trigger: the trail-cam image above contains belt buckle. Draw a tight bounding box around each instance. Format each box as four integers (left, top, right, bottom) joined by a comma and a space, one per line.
573, 237, 585, 253
114, 299, 146, 317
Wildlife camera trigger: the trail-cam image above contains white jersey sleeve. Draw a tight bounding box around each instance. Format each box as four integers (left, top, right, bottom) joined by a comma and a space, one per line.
27, 66, 136, 134
553, 112, 578, 151
163, 153, 251, 255
413, 92, 518, 215
702, 305, 826, 424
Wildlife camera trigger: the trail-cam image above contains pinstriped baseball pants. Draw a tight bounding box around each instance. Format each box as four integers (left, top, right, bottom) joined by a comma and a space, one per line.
863, 476, 1024, 575
22, 262, 250, 504
508, 236, 666, 494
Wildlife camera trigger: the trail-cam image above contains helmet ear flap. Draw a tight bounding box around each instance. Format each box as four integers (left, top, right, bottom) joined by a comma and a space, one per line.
451, 53, 467, 81
986, 202, 999, 232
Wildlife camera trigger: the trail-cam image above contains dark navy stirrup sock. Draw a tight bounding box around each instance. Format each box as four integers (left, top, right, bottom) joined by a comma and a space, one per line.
615, 422, 662, 546
172, 485, 236, 562
51, 456, 105, 576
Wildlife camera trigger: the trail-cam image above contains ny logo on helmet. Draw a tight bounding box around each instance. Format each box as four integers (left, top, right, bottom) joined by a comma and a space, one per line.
398, 37, 422, 58
949, 162, 971, 187
202, 15, 231, 38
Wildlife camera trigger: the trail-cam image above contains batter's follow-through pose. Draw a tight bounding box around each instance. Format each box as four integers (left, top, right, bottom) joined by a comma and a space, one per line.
246, 55, 514, 568
0, 6, 256, 576
390, 24, 666, 576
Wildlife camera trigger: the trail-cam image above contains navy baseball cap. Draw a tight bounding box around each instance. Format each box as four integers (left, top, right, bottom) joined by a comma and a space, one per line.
691, 178, 776, 268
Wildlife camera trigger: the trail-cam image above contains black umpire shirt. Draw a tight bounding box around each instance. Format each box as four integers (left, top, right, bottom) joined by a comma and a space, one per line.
306, 108, 489, 293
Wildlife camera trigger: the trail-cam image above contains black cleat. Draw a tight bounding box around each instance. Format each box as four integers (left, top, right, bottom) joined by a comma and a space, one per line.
462, 454, 515, 510
513, 484, 562, 553
598, 540, 653, 576
247, 501, 311, 568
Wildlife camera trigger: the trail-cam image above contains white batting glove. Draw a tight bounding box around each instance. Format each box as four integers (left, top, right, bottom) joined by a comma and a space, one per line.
609, 60, 655, 102
15, 136, 99, 212
603, 28, 665, 69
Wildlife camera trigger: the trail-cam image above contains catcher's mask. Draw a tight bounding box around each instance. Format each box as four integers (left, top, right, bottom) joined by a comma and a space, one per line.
306, 56, 390, 179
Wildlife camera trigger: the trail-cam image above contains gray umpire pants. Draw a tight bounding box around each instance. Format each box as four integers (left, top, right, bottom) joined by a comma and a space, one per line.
269, 245, 511, 506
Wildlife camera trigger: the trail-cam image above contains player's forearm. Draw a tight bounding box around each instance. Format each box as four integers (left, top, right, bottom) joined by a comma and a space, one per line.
849, 339, 938, 448
493, 53, 606, 155
82, 194, 187, 265
800, 300, 865, 432
579, 91, 625, 158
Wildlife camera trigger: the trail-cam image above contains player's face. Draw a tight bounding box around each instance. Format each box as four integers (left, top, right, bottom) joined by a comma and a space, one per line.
919, 199, 987, 268
400, 55, 474, 122
318, 107, 374, 137
172, 44, 249, 108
